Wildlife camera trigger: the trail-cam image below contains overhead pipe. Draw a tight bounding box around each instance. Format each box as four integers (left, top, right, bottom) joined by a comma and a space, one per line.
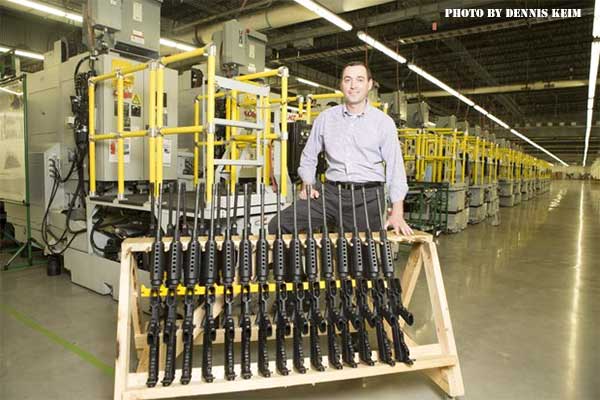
172, 0, 392, 44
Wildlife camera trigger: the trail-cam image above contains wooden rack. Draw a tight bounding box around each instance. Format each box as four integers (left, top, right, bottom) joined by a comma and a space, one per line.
114, 231, 464, 399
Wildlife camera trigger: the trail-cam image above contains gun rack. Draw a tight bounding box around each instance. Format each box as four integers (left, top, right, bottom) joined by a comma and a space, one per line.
114, 231, 464, 400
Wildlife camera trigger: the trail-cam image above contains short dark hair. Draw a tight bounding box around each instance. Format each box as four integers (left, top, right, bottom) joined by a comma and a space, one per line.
341, 61, 372, 80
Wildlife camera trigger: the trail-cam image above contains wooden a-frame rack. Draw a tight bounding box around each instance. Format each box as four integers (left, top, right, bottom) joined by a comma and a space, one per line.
114, 231, 464, 399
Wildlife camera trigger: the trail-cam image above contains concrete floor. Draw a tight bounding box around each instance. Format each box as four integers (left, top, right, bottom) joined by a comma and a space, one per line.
1, 180, 598, 399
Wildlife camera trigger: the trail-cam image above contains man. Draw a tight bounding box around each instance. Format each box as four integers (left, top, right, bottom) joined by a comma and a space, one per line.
268, 61, 412, 236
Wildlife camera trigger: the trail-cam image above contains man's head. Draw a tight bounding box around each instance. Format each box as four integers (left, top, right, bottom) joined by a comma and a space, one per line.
340, 61, 373, 106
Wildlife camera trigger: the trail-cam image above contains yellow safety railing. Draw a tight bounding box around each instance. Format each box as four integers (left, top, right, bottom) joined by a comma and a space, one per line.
88, 61, 152, 199
88, 45, 212, 199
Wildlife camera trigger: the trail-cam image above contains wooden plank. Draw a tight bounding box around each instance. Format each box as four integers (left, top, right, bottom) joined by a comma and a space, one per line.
122, 350, 457, 400
122, 231, 432, 253
400, 242, 423, 309
421, 241, 465, 397
114, 248, 135, 400
130, 257, 144, 360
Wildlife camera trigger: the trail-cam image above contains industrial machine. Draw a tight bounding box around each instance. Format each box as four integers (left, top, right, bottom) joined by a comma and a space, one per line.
4, 0, 289, 298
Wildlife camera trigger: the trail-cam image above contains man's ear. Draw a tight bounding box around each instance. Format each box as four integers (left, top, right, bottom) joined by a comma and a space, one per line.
368, 78, 373, 91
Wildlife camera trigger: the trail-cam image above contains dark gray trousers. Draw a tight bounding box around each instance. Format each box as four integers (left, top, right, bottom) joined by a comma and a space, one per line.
267, 181, 384, 235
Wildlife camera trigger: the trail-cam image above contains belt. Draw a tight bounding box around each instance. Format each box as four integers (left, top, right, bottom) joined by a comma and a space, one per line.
327, 180, 383, 190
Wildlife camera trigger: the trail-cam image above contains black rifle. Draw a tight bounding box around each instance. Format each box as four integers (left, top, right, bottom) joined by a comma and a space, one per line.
198, 183, 207, 237
239, 183, 253, 379
350, 184, 374, 366
166, 181, 175, 236
256, 183, 273, 377
221, 184, 237, 381
321, 184, 343, 370
215, 183, 222, 236
273, 189, 291, 376
336, 184, 358, 368
375, 188, 413, 365
146, 183, 164, 387
180, 185, 190, 237
201, 184, 218, 382
305, 185, 325, 371
181, 183, 202, 384
231, 183, 239, 235
289, 185, 308, 373
360, 186, 394, 366
162, 182, 184, 386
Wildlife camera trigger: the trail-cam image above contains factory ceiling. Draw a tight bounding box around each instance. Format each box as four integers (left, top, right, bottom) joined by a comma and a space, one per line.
0, 0, 596, 164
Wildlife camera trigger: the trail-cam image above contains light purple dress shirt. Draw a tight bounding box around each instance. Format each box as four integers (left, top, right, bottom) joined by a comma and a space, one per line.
298, 102, 409, 203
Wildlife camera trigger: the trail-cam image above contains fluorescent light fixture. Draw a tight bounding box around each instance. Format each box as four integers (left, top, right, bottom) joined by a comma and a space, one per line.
588, 42, 600, 99
588, 98, 595, 110
583, 125, 592, 165
474, 105, 489, 115
594, 0, 600, 38
1, 47, 45, 60
294, 0, 353, 31
457, 94, 475, 107
15, 49, 44, 60
0, 87, 23, 96
510, 129, 568, 166
486, 113, 509, 129
297, 77, 320, 87
408, 63, 474, 106
357, 32, 407, 64
8, 0, 82, 22
159, 38, 196, 52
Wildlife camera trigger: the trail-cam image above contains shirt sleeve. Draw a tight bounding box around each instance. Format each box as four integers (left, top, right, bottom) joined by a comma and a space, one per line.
297, 114, 325, 185
380, 116, 408, 203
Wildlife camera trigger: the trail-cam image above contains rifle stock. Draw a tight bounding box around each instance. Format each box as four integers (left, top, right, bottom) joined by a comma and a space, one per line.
273, 189, 291, 376
146, 183, 164, 387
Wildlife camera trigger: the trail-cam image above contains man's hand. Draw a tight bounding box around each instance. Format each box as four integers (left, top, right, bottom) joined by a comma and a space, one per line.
385, 205, 413, 236
299, 183, 320, 200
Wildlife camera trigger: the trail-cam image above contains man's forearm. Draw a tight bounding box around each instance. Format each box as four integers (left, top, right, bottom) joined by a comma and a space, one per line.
391, 201, 405, 219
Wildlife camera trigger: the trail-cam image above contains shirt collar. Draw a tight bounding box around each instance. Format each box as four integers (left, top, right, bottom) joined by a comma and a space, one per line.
342, 100, 370, 118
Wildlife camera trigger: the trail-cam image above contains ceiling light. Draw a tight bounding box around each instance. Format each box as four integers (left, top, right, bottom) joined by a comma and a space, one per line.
0, 87, 23, 96
510, 128, 568, 166
408, 63, 474, 106
294, 0, 353, 31
8, 0, 82, 22
159, 38, 196, 52
594, 0, 600, 38
474, 105, 489, 115
456, 94, 475, 107
583, 125, 592, 165
0, 47, 45, 60
358, 32, 407, 63
487, 113, 509, 129
588, 42, 600, 99
297, 77, 320, 87
15, 49, 45, 60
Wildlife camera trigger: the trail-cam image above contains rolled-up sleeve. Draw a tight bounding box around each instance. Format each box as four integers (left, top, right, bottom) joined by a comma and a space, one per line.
380, 117, 408, 203
297, 115, 325, 185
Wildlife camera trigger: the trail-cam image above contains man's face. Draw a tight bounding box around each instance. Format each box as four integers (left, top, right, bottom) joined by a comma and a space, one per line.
340, 65, 373, 106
